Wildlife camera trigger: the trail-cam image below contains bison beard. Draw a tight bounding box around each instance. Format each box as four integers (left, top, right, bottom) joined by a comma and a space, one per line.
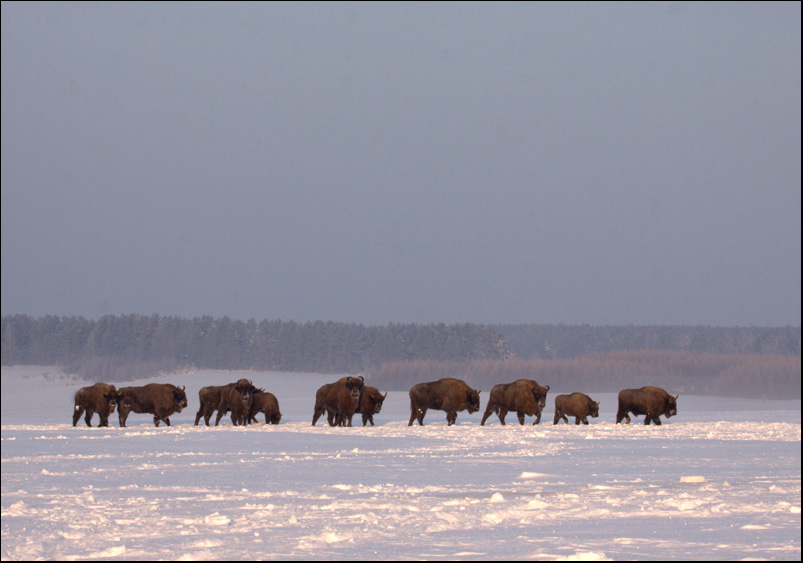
616, 386, 678, 425
408, 378, 481, 426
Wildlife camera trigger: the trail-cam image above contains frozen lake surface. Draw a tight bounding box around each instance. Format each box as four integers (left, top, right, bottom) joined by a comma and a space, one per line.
1, 366, 800, 560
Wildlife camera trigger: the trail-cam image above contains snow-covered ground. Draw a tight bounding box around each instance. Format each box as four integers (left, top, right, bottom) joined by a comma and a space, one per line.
1, 366, 800, 561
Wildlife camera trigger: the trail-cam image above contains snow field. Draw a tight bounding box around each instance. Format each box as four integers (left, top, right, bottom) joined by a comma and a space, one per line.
1, 367, 800, 560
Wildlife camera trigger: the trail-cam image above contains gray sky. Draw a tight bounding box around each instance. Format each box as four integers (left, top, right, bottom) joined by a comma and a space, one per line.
2, 2, 800, 326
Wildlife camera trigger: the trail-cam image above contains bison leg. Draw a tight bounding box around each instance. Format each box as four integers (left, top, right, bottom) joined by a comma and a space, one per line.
194, 407, 205, 426
497, 408, 508, 425
480, 406, 496, 426
312, 405, 326, 426
517, 412, 526, 425
616, 410, 630, 424
534, 411, 542, 424
446, 411, 457, 426
83, 409, 95, 427
98, 413, 110, 427
73, 406, 85, 427
118, 409, 129, 427
409, 407, 426, 426
553, 412, 567, 424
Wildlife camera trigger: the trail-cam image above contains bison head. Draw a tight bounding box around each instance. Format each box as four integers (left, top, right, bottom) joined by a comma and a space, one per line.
664, 395, 678, 418
104, 392, 118, 413
234, 379, 255, 410
172, 386, 188, 412
533, 384, 549, 410
590, 401, 600, 418
345, 376, 364, 406
364, 389, 387, 414
467, 389, 481, 413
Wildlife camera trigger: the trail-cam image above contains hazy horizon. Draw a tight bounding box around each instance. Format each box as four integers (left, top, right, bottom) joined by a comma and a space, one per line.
2, 2, 800, 327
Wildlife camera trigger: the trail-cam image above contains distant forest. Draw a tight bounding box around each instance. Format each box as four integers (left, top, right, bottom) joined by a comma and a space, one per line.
1, 314, 800, 398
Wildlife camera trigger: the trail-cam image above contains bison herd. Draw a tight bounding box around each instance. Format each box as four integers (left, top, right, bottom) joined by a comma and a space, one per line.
72, 378, 678, 428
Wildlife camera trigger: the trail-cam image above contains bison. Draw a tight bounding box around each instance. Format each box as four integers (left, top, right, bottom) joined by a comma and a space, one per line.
553, 392, 599, 425
215, 378, 256, 426
248, 388, 282, 425
408, 378, 481, 426
72, 382, 119, 427
194, 384, 228, 426
616, 386, 678, 425
480, 379, 549, 426
117, 383, 188, 427
356, 385, 387, 426
312, 376, 364, 427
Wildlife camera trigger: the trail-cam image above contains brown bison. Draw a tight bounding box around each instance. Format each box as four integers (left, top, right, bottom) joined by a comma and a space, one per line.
356, 385, 387, 426
72, 382, 119, 427
248, 388, 282, 425
553, 392, 600, 425
616, 386, 678, 425
408, 378, 481, 426
117, 383, 188, 427
194, 384, 229, 426
215, 378, 256, 426
312, 376, 364, 427
480, 379, 549, 426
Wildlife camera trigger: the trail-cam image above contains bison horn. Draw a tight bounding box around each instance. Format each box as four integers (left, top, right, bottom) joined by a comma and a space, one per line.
383, 392, 388, 398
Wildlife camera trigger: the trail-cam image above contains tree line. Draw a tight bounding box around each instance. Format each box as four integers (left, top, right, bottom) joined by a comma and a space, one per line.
364, 351, 801, 400
1, 314, 509, 380
1, 314, 799, 397
499, 324, 800, 358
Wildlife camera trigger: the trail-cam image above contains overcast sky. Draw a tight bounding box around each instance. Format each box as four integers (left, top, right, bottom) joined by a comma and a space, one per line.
2, 2, 800, 327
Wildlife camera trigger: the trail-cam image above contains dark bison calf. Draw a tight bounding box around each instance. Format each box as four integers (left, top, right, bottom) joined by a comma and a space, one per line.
357, 386, 387, 426
480, 379, 549, 426
616, 386, 678, 425
312, 376, 364, 427
117, 383, 188, 427
409, 378, 481, 426
553, 392, 600, 425
73, 382, 119, 427
248, 388, 282, 425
